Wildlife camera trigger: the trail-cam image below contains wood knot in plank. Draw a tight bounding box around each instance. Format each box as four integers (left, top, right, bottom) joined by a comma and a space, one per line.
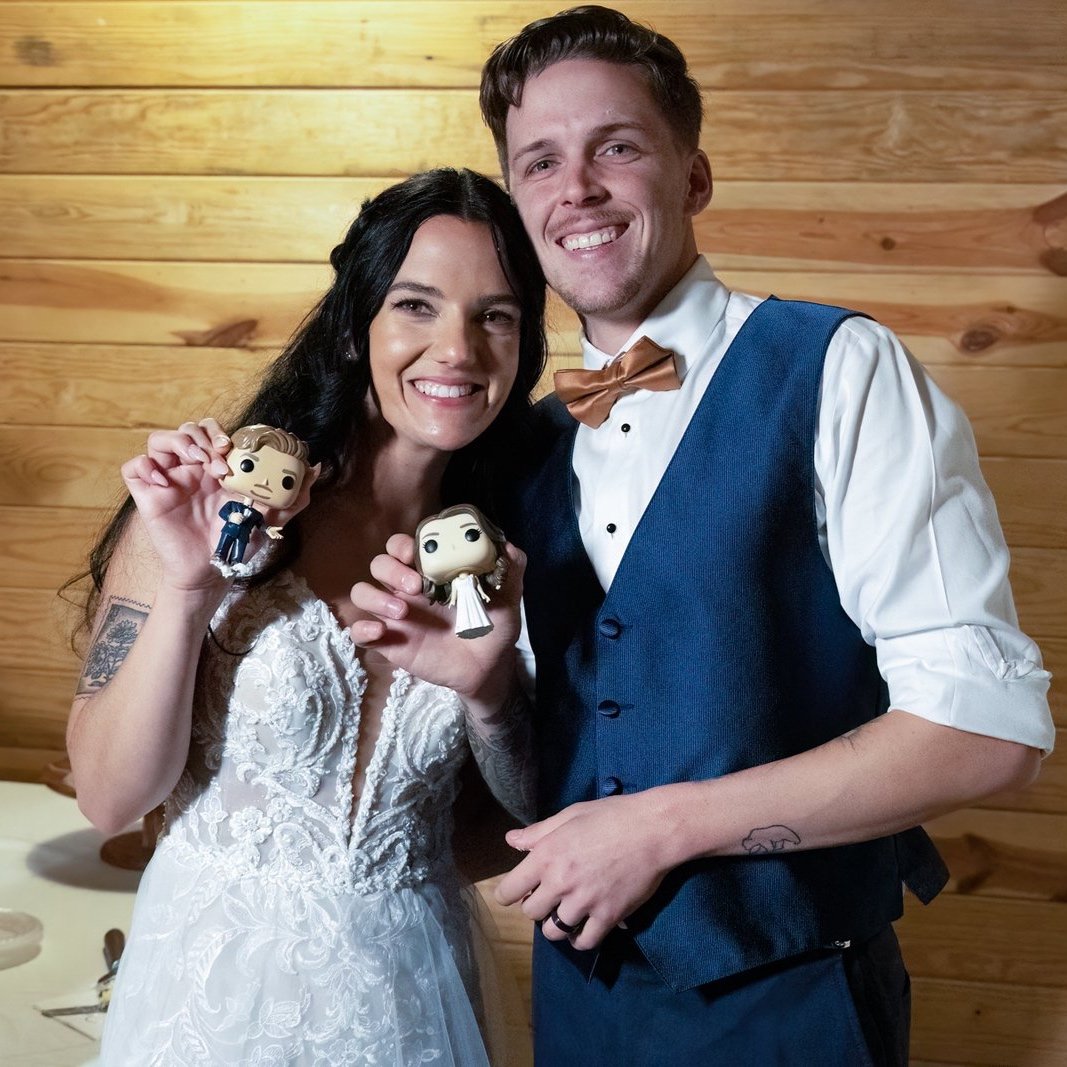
955, 303, 1059, 357
15, 36, 57, 67
174, 320, 258, 348
959, 326, 1000, 353
934, 831, 1067, 901
1039, 248, 1067, 277
1033, 192, 1067, 275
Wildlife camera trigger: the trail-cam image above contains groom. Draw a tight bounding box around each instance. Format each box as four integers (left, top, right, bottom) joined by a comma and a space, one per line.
352, 6, 1053, 1063
477, 6, 1053, 1064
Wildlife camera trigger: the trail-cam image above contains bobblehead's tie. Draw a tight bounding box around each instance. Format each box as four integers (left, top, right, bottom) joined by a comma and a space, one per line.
553, 336, 681, 428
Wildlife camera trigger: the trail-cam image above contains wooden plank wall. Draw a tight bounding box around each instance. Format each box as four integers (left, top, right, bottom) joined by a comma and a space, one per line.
1, 2, 1064, 1061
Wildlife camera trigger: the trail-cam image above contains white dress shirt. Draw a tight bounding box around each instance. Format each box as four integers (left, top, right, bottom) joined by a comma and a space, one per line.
520, 256, 1054, 754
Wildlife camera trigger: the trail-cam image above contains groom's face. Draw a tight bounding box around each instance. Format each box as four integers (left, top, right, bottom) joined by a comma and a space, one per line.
504, 58, 709, 348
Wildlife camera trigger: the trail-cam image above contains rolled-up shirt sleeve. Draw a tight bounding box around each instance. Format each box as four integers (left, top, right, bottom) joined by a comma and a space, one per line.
816, 317, 1054, 755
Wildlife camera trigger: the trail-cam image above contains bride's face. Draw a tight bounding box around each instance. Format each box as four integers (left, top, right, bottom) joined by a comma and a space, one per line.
366, 215, 522, 456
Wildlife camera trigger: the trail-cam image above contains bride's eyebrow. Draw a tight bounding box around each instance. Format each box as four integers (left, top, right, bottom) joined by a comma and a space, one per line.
387, 281, 444, 297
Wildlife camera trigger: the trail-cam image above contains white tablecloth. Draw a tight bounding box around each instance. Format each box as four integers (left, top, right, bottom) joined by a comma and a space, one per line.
0, 782, 139, 1065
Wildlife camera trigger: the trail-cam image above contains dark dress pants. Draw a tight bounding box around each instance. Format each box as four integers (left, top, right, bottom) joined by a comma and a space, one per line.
532, 925, 910, 1066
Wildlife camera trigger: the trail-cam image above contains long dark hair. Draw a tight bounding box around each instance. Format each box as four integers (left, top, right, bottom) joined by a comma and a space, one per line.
74, 168, 547, 633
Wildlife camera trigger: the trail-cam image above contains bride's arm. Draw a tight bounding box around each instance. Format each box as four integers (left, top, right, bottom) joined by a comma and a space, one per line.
67, 525, 229, 834
67, 423, 238, 833
462, 682, 537, 825
351, 535, 537, 823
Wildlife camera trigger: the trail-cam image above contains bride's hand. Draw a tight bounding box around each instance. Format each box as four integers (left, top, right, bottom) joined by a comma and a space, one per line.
121, 418, 317, 591
350, 533, 525, 704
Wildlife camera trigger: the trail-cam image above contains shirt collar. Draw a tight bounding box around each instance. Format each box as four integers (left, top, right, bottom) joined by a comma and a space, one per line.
579, 256, 730, 377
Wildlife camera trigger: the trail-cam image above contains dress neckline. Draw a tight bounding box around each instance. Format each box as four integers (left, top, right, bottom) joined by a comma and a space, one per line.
277, 567, 412, 843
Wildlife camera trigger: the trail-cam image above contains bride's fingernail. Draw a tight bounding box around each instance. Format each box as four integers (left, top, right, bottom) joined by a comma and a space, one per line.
386, 599, 405, 619
213, 434, 230, 448
151, 471, 168, 486
187, 445, 208, 462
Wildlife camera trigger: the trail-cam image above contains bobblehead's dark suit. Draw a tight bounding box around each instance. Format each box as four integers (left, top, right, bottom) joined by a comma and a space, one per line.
214, 500, 264, 565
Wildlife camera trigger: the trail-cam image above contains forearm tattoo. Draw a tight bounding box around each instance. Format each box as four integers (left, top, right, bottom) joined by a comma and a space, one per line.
76, 596, 150, 695
742, 825, 802, 854
466, 688, 537, 825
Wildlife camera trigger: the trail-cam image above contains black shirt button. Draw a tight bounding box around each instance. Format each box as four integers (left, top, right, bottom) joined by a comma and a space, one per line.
621, 423, 631, 433
606, 523, 617, 534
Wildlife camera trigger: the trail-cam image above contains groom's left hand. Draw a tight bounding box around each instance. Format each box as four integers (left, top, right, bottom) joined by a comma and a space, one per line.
495, 791, 675, 951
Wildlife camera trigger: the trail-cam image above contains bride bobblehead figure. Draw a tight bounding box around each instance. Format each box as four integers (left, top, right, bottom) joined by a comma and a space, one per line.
416, 505, 508, 639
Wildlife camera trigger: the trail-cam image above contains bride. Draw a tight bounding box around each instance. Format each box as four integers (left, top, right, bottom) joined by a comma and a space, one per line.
66, 168, 544, 1065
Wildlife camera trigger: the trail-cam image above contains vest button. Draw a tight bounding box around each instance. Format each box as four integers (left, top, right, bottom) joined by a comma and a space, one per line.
598, 617, 622, 638
597, 699, 621, 718
600, 776, 622, 796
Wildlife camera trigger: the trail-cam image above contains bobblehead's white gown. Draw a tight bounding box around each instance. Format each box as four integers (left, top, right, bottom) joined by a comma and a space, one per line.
451, 573, 493, 640
98, 570, 497, 1066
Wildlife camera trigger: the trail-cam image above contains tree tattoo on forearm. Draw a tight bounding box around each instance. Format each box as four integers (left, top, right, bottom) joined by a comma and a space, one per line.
76, 597, 149, 695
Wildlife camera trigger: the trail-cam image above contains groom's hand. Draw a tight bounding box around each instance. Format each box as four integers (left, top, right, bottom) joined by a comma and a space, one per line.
494, 791, 675, 951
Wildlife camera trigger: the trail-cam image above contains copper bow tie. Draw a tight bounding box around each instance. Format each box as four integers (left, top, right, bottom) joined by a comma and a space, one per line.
553, 336, 681, 428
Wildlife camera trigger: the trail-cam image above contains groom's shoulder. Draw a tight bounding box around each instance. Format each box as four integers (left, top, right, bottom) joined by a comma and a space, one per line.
531, 392, 573, 437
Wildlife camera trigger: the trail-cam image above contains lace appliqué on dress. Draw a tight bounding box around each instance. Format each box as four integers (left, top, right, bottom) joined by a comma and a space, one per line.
99, 571, 491, 1066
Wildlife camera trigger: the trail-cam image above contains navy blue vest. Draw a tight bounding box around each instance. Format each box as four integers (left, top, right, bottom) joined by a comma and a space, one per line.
503, 297, 947, 993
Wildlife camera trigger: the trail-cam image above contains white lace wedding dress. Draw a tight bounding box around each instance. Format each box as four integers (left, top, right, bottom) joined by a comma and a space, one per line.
99, 570, 496, 1066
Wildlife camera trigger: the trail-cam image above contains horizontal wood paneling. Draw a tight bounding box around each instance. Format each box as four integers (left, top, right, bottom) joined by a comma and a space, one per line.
3, 177, 1064, 275
925, 367, 1067, 459
1042, 638, 1067, 728
0, 426, 143, 508
0, 668, 82, 759
1009, 547, 1067, 639
2, 89, 1064, 182
981, 458, 1067, 550
0, 260, 331, 347
911, 977, 1067, 1064
897, 894, 1067, 986
0, 745, 66, 783
0, 665, 81, 720
0, 707, 68, 751
0, 505, 103, 588
0, 343, 268, 427
929, 808, 1067, 900
0, 175, 388, 263
2, 2, 1064, 91
3, 264, 1065, 366
0, 588, 81, 674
